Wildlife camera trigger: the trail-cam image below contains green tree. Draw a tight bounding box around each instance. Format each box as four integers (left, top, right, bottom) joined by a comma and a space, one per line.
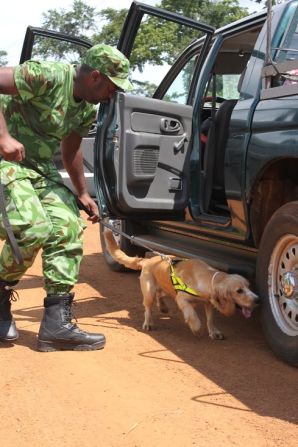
35, 0, 248, 94
92, 8, 128, 47
32, 0, 98, 61
254, 0, 276, 5
0, 50, 8, 67
198, 0, 248, 28
94, 0, 248, 70
160, 0, 247, 27
36, 0, 248, 67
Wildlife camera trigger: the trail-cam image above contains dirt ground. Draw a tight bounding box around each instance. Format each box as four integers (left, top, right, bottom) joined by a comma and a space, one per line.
0, 217, 297, 447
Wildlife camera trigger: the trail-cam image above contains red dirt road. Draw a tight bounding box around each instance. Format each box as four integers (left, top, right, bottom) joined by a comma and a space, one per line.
1, 218, 297, 447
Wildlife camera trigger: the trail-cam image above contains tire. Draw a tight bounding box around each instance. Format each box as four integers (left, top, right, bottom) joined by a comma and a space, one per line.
100, 218, 146, 272
256, 201, 298, 367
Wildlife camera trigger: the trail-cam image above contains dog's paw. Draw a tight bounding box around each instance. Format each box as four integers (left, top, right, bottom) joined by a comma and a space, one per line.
209, 331, 225, 340
142, 322, 155, 331
190, 328, 201, 337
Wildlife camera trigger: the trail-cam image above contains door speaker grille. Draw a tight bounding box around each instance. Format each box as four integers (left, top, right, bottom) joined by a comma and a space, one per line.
133, 147, 159, 176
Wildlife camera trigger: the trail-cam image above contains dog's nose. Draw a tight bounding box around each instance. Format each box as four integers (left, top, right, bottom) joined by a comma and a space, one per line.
254, 295, 261, 305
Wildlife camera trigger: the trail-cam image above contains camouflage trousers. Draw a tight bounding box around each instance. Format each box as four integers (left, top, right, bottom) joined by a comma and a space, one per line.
0, 160, 86, 294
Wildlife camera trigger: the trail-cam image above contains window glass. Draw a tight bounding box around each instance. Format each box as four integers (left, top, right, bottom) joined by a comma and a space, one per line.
272, 10, 298, 87
205, 74, 240, 102
162, 56, 196, 104
276, 9, 298, 62
129, 14, 201, 97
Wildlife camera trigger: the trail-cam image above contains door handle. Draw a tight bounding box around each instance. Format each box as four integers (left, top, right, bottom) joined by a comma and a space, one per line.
174, 135, 188, 153
160, 118, 181, 134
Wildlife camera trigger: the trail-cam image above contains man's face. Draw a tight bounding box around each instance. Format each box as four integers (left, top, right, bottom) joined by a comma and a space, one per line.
80, 71, 117, 104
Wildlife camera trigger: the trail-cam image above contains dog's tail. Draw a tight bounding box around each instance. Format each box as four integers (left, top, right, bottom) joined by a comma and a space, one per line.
103, 228, 144, 270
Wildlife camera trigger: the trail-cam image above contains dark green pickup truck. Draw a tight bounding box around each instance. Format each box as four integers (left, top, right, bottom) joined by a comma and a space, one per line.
95, 1, 298, 366
21, 1, 298, 365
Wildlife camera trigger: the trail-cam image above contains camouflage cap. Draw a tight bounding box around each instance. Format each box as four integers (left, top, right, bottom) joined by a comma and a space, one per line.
81, 44, 133, 91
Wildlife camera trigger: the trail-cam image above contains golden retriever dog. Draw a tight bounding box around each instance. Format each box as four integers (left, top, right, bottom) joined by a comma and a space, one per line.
104, 229, 259, 339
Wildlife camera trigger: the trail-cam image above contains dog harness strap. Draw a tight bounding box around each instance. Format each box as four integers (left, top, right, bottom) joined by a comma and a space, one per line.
169, 263, 203, 297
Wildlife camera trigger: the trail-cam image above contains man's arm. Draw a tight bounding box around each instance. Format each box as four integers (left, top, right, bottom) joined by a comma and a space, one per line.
61, 131, 99, 223
0, 67, 25, 162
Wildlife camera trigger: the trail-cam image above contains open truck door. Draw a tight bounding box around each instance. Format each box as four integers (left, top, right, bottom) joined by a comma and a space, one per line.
94, 1, 214, 220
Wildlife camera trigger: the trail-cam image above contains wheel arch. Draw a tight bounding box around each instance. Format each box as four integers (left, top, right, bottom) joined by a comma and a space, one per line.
249, 158, 298, 246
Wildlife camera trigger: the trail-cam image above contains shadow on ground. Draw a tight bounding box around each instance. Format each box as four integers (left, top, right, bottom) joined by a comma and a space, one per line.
8, 251, 298, 426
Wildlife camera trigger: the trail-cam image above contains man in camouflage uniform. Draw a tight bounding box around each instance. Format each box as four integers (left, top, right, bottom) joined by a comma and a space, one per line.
0, 44, 132, 351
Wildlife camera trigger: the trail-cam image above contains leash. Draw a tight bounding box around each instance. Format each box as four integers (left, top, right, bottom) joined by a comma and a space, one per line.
103, 221, 206, 298
101, 220, 171, 260
0, 158, 93, 266
0, 159, 219, 301
20, 160, 93, 216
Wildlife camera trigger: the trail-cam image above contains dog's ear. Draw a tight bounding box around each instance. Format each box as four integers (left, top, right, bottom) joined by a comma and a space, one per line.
211, 284, 235, 316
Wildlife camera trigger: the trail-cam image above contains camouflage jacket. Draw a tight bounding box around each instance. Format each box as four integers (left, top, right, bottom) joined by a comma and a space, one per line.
0, 60, 97, 162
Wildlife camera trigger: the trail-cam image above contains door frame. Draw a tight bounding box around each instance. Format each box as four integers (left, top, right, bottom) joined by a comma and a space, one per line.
117, 1, 214, 57
20, 26, 92, 63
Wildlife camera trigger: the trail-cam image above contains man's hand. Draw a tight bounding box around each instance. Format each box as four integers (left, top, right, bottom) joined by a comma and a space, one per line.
0, 134, 25, 162
78, 192, 100, 224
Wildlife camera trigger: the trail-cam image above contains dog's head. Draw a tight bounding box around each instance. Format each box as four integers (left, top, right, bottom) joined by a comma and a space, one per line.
211, 273, 260, 318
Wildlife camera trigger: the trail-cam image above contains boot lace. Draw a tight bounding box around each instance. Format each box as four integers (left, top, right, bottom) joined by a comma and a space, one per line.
63, 300, 80, 329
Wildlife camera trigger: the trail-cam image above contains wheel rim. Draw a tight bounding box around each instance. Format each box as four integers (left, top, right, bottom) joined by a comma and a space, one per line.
268, 234, 298, 336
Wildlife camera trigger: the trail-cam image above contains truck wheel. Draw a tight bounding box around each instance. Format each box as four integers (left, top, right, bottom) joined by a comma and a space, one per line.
256, 202, 298, 367
100, 218, 146, 272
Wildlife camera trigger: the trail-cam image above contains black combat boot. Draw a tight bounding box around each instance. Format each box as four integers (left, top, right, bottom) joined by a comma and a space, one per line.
0, 280, 19, 341
37, 293, 106, 352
